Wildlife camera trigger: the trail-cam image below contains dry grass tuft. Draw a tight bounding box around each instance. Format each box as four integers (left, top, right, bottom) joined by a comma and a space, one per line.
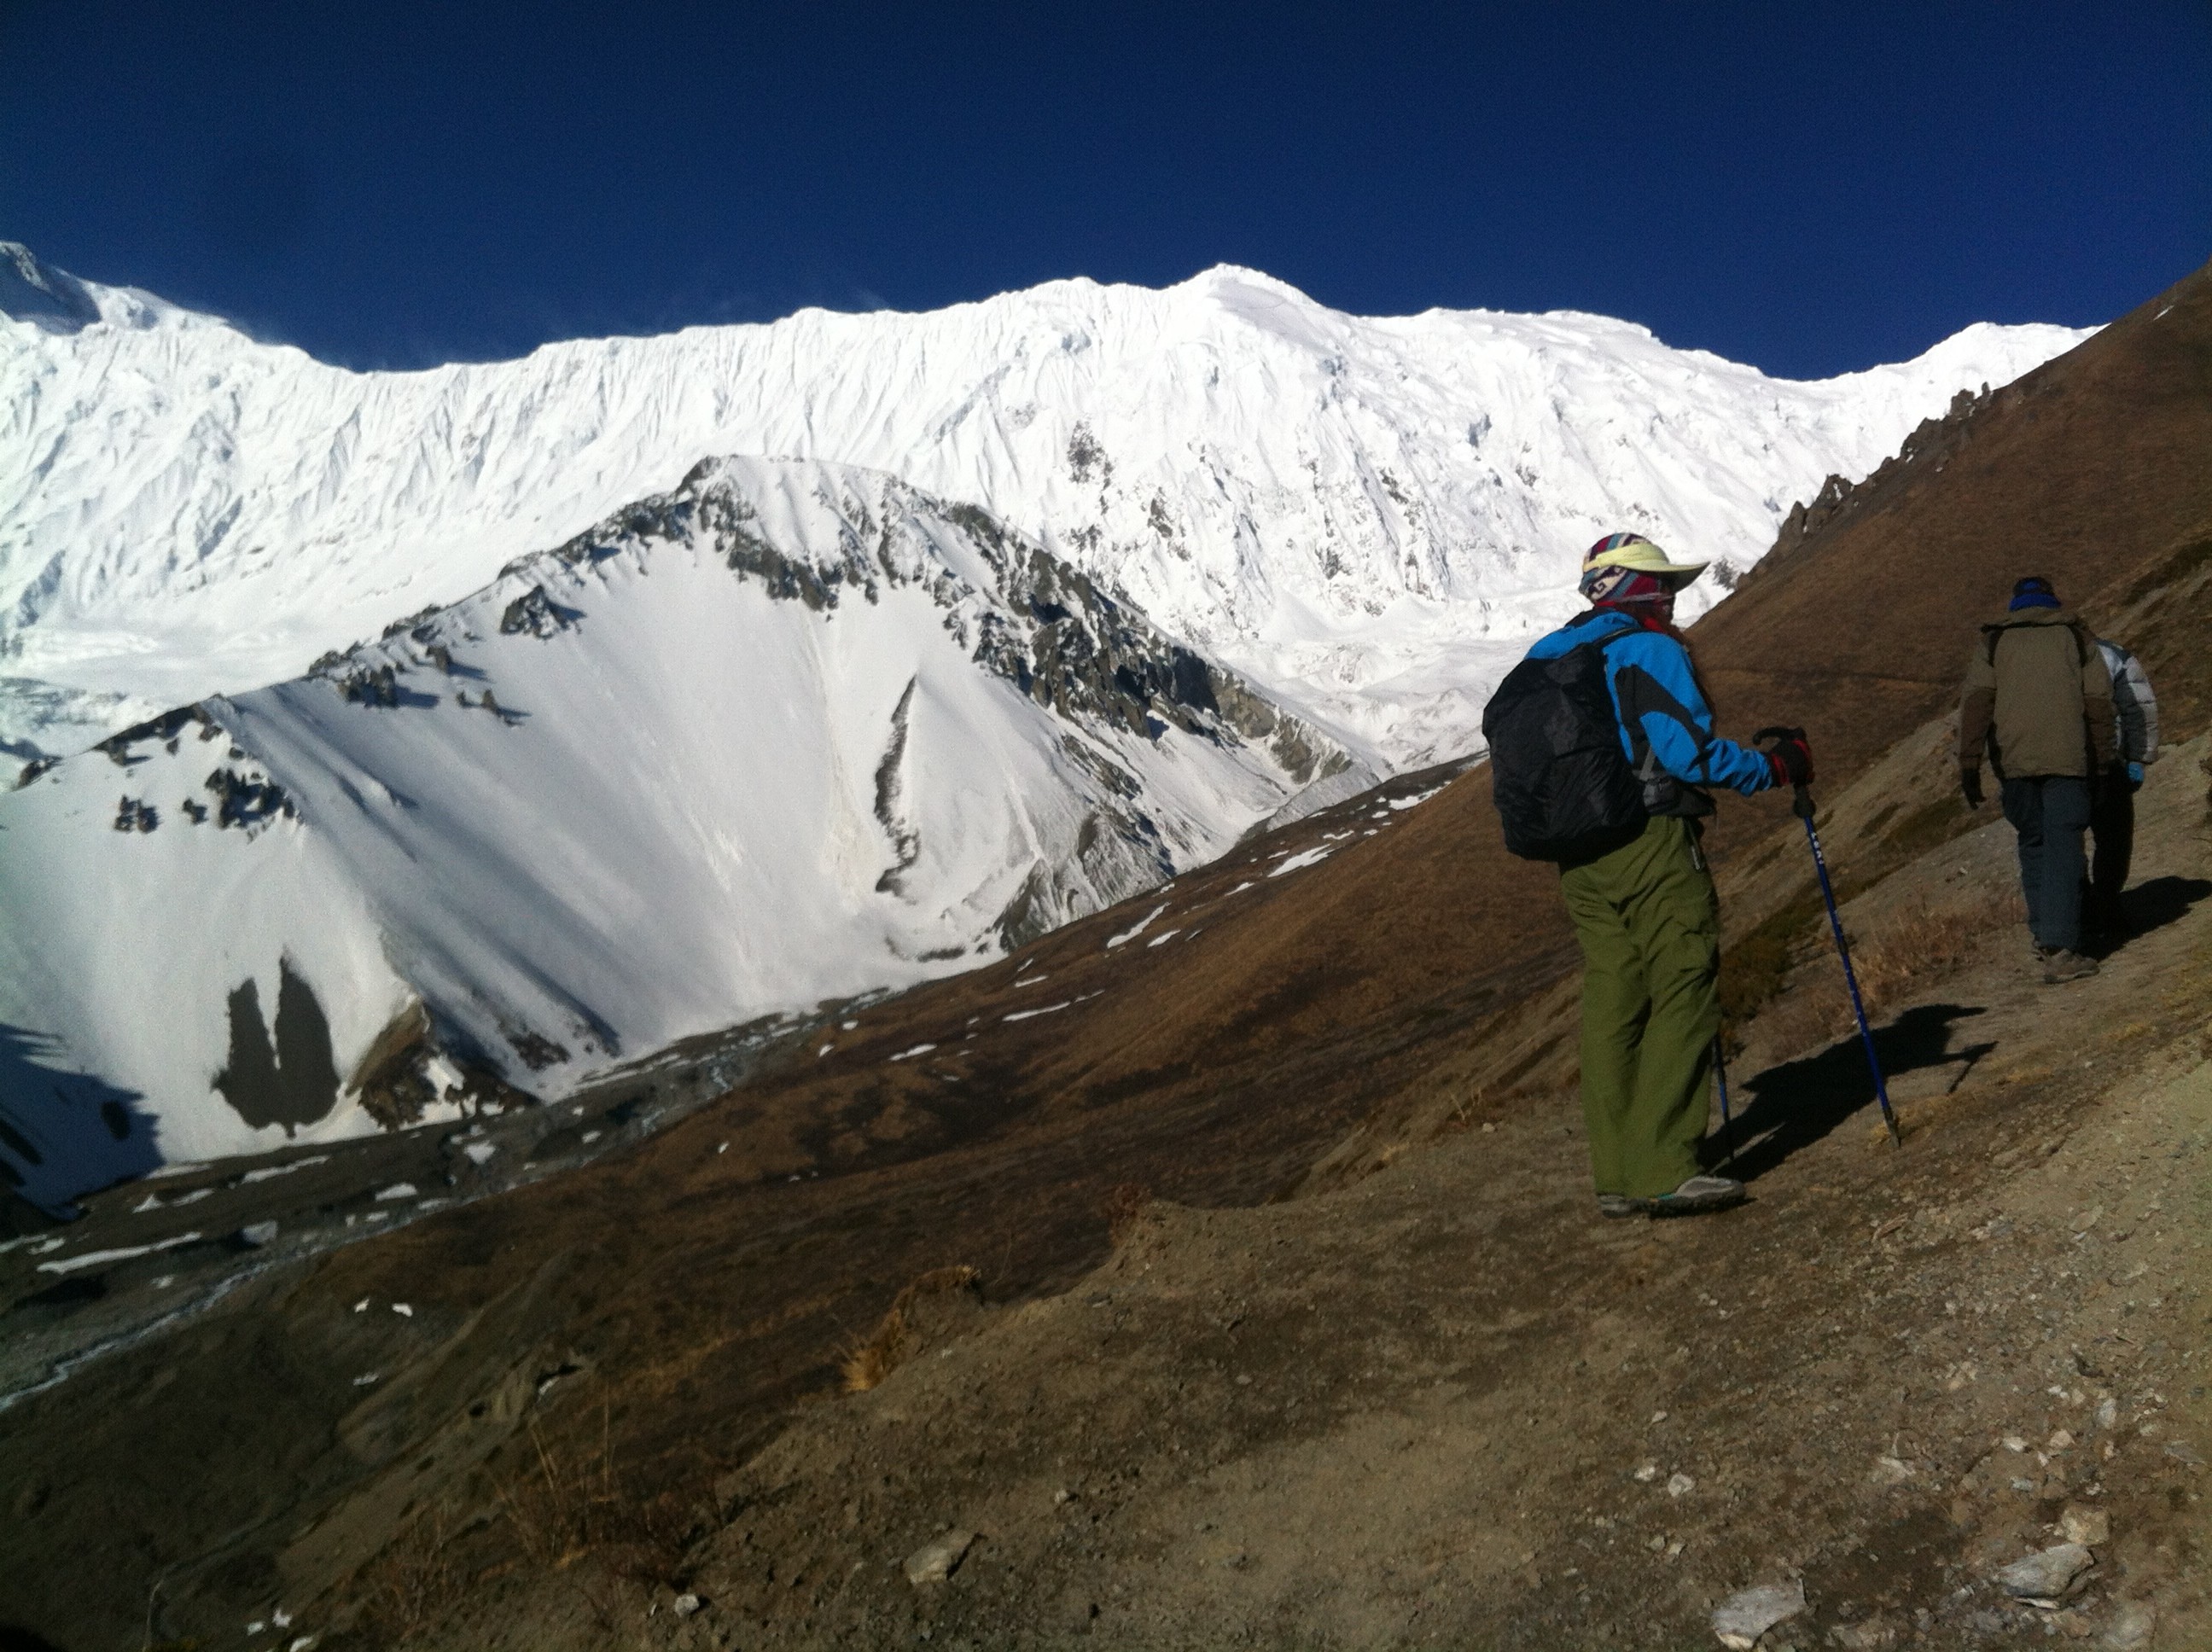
333, 1427, 619, 1648
1101, 1182, 1153, 1246
1741, 892, 2024, 1062
488, 1399, 705, 1597
492, 1414, 620, 1575
839, 1324, 905, 1394
354, 1506, 468, 1647
839, 1265, 983, 1393
1850, 893, 2023, 1017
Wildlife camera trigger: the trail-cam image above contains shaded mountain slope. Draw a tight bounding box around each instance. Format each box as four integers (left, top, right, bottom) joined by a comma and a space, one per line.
1, 266, 2206, 1650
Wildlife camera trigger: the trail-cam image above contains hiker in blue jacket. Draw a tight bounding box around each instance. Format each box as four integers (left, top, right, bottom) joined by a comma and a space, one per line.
1523, 533, 1812, 1217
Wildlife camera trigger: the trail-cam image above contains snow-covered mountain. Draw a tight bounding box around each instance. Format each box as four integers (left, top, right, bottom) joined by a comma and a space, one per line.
0, 457, 1345, 1210
0, 244, 2092, 775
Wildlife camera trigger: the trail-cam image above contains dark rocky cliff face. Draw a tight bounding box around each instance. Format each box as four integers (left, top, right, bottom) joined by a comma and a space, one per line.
212, 961, 341, 1135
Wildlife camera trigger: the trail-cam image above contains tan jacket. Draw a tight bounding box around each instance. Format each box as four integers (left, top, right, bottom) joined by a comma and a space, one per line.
1958, 605, 2116, 779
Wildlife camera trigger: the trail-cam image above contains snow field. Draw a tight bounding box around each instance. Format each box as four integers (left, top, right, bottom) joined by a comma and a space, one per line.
0, 254, 2092, 771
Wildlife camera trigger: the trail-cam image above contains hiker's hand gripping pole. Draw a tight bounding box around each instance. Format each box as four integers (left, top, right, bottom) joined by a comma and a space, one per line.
1755, 728, 1902, 1148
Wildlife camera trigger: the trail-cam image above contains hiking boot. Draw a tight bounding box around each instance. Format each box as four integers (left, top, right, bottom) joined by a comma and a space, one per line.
1650, 1174, 1746, 1218
2040, 948, 2099, 984
1597, 1193, 1648, 1219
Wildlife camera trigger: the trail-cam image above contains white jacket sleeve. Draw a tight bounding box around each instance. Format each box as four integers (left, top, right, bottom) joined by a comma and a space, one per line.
2121, 649, 2158, 763
2099, 641, 2158, 765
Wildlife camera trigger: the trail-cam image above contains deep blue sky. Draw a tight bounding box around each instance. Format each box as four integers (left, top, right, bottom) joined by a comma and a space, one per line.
3, 1, 2207, 379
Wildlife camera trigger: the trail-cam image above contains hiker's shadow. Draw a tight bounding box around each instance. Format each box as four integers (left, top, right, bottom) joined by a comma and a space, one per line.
1720, 1003, 1993, 1184
2090, 875, 2212, 960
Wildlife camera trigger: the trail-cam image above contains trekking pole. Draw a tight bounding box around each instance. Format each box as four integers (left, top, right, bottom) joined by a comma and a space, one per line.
1755, 728, 1902, 1148
1713, 1032, 1736, 1170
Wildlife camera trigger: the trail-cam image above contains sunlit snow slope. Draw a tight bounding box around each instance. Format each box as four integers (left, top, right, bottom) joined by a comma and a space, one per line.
0, 243, 2092, 772
0, 457, 1342, 1209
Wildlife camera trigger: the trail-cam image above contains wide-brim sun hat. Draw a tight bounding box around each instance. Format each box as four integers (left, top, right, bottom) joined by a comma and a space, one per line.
1579, 532, 1708, 595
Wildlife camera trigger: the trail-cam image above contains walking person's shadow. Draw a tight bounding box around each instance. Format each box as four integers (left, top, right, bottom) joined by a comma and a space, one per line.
1717, 1003, 1995, 1184
2087, 875, 2211, 960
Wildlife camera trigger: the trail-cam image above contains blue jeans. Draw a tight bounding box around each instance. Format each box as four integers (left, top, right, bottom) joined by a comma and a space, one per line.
2001, 775, 2092, 952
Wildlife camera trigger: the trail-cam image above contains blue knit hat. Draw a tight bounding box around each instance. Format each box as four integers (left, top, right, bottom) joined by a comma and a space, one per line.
2009, 576, 2060, 611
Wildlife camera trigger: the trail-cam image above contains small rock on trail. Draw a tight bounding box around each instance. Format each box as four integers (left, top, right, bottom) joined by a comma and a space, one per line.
904, 1528, 976, 1585
1868, 1453, 1912, 1485
2102, 1601, 2156, 1648
1992, 1541, 2093, 1605
1710, 1577, 1805, 1648
2058, 1503, 2110, 1546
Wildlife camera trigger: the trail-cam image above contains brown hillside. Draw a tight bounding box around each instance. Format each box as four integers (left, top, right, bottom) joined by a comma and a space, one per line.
1697, 258, 2212, 794
2, 264, 2208, 1651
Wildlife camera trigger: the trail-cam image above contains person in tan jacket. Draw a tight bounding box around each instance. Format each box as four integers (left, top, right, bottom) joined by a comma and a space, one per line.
1957, 576, 2116, 981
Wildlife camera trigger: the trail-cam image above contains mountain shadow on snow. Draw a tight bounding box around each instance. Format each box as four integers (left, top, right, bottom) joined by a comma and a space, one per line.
0, 1023, 158, 1201
212, 963, 341, 1135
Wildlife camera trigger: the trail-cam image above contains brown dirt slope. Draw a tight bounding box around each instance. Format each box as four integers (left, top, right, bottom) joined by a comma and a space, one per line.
1, 261, 2208, 1651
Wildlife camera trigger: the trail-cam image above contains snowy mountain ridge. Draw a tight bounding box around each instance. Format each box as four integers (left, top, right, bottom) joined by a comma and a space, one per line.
0, 456, 1346, 1210
0, 245, 2093, 774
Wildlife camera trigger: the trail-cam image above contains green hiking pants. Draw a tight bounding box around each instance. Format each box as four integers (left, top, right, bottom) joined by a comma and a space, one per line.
1559, 815, 1720, 1199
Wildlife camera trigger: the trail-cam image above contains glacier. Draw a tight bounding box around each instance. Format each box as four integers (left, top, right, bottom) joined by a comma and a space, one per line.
0, 245, 2092, 774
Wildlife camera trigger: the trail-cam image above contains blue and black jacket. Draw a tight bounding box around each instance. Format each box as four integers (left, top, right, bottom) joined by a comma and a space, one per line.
1524, 607, 1775, 814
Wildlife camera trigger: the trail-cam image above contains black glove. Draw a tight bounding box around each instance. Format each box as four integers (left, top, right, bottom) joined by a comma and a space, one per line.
1959, 765, 1984, 809
1768, 731, 1814, 788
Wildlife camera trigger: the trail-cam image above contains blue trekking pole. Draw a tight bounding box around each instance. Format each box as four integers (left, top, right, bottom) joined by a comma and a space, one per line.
1756, 727, 1902, 1148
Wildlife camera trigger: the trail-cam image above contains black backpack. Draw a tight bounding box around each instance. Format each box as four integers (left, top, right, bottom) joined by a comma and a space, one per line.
1481, 626, 1647, 864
